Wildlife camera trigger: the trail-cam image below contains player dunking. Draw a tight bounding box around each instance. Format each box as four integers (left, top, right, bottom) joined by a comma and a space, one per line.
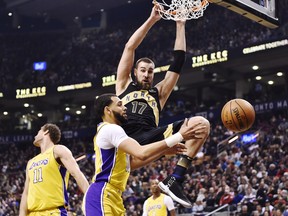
82, 93, 199, 215
116, 5, 210, 207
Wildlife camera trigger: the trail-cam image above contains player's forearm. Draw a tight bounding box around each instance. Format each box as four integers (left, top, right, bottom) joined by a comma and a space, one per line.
19, 209, 27, 216
131, 148, 166, 170
19, 179, 29, 216
131, 133, 183, 168
19, 195, 28, 216
139, 140, 170, 161
73, 172, 89, 193
174, 22, 186, 51
170, 210, 176, 216
125, 17, 158, 50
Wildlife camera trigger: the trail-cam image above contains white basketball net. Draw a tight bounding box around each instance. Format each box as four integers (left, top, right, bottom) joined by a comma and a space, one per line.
154, 0, 209, 20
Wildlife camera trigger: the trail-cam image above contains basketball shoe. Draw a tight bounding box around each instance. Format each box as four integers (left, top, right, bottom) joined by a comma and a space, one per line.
158, 175, 192, 208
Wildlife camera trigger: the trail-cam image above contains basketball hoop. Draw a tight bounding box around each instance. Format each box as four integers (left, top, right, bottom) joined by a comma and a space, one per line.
153, 0, 210, 21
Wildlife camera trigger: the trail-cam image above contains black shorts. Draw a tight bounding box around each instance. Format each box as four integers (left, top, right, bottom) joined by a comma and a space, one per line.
125, 120, 184, 145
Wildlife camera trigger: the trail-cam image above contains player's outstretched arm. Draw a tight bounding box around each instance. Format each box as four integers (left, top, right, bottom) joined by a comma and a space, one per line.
19, 163, 30, 216
120, 119, 203, 170
130, 143, 187, 170
54, 145, 89, 194
116, 5, 161, 96
156, 20, 186, 109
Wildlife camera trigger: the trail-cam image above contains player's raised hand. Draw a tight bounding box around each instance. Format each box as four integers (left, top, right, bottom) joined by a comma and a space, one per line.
179, 118, 207, 140
151, 1, 163, 21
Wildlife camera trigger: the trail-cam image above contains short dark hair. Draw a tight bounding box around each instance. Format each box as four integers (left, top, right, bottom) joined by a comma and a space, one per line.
94, 93, 117, 123
43, 123, 61, 144
135, 57, 154, 69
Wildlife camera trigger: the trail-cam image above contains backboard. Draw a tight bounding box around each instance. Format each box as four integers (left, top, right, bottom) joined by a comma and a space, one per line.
210, 0, 279, 28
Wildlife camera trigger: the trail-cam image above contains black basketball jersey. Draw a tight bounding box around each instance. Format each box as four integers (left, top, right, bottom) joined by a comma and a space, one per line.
118, 82, 161, 135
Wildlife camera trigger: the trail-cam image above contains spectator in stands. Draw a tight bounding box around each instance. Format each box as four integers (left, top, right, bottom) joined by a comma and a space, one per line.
268, 164, 278, 177
239, 204, 249, 216
219, 185, 234, 206
262, 199, 274, 215
204, 187, 217, 212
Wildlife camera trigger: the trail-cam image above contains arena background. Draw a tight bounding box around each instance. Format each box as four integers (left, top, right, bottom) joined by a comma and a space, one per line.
0, 0, 288, 215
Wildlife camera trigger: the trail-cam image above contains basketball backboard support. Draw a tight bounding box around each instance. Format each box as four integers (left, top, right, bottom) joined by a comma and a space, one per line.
209, 0, 279, 28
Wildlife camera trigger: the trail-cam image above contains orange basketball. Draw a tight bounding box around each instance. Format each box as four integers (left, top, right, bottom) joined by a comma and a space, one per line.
221, 99, 255, 132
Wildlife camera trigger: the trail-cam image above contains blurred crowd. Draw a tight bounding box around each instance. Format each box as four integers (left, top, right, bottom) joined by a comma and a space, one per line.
0, 3, 288, 92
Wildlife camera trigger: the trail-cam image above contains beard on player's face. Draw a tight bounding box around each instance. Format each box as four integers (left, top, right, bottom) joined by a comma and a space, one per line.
112, 110, 128, 125
135, 78, 152, 90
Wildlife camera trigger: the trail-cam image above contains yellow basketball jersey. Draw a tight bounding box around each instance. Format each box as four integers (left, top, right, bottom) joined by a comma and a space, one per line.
92, 122, 130, 192
27, 146, 69, 212
145, 194, 169, 216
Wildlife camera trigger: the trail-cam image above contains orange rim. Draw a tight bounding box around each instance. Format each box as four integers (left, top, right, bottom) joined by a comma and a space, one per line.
191, 0, 209, 12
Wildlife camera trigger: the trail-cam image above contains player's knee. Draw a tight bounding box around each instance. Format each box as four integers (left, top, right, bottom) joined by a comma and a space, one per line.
189, 116, 210, 135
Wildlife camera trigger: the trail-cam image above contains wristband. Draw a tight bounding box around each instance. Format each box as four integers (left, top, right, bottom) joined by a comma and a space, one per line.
165, 132, 183, 147
168, 50, 186, 74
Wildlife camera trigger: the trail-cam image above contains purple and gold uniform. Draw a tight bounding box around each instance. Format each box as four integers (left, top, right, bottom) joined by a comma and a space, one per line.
26, 146, 69, 216
83, 123, 130, 216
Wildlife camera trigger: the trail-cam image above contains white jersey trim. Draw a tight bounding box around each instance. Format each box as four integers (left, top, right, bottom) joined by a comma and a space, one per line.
96, 124, 129, 149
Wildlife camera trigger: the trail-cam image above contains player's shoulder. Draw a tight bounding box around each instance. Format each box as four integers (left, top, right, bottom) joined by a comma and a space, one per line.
53, 144, 72, 157
163, 193, 173, 201
98, 123, 126, 137
53, 144, 68, 151
100, 123, 123, 131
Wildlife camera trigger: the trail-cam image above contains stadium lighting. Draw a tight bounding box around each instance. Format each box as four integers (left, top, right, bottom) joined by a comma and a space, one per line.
76, 155, 86, 162
37, 113, 43, 117
255, 76, 262, 80
252, 65, 259, 70
8, 12, 13, 16
3, 111, 8, 115
252, 133, 259, 139
65, 107, 70, 111
24, 103, 29, 107
277, 72, 283, 76
81, 105, 86, 109
228, 135, 239, 144
76, 110, 81, 115
268, 80, 274, 85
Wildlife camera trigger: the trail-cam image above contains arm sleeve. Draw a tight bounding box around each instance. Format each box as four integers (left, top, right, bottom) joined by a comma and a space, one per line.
142, 200, 148, 216
164, 195, 176, 211
96, 124, 129, 149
